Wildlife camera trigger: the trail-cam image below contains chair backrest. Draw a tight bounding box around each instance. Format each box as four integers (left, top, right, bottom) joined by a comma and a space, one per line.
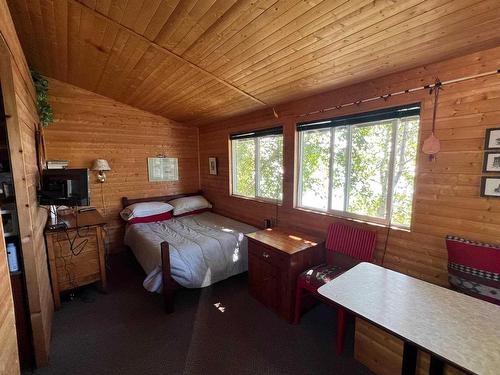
446, 235, 500, 305
325, 223, 377, 264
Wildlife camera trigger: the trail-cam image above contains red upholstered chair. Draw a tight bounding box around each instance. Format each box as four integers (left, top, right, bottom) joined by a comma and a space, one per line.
294, 223, 377, 354
445, 235, 500, 305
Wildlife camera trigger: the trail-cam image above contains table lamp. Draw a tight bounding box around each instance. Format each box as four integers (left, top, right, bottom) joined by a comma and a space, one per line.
91, 159, 111, 183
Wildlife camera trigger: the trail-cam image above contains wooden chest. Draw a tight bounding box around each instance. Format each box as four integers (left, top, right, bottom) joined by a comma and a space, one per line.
246, 229, 324, 322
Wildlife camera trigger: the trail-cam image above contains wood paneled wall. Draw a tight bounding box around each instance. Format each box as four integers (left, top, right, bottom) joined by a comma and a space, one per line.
0, 213, 19, 374
44, 78, 200, 253
199, 46, 500, 374
0, 0, 53, 367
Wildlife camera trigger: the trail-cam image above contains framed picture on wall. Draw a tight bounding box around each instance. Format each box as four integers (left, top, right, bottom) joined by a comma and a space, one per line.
208, 157, 217, 175
148, 157, 178, 182
484, 127, 500, 150
480, 176, 500, 198
483, 152, 500, 172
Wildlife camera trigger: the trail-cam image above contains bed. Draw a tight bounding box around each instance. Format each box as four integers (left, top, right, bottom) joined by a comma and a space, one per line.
121, 191, 257, 313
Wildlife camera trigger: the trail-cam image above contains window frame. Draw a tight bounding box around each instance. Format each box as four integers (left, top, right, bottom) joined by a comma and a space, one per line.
296, 111, 420, 229
230, 131, 283, 203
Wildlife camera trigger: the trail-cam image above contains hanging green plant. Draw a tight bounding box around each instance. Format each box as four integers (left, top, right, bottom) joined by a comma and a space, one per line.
30, 69, 54, 127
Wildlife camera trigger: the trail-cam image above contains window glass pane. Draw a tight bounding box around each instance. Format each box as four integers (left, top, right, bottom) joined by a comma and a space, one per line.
233, 139, 255, 197
258, 135, 283, 200
331, 127, 347, 211
391, 118, 419, 227
300, 129, 330, 210
297, 108, 419, 228
348, 121, 393, 219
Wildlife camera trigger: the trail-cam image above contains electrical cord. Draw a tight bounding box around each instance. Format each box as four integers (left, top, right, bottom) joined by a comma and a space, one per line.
380, 224, 391, 266
101, 225, 111, 271
61, 228, 88, 256
54, 207, 100, 304
57, 233, 78, 290
54, 209, 91, 257
380, 209, 394, 267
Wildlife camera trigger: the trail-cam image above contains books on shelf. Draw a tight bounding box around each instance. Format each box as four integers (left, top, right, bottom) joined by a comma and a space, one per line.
46, 160, 69, 169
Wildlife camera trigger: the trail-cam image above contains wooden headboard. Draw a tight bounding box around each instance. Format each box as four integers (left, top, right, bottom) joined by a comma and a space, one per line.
121, 190, 204, 208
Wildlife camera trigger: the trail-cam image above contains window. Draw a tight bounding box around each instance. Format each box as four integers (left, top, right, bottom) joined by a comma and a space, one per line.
231, 127, 283, 201
297, 104, 420, 227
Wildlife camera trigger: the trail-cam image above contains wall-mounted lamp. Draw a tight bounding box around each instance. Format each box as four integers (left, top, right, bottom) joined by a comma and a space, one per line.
91, 159, 111, 183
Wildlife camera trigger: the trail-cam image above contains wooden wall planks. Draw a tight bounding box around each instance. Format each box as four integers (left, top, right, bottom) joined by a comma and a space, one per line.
199, 46, 500, 375
0, 0, 53, 367
0, 212, 19, 374
44, 78, 200, 253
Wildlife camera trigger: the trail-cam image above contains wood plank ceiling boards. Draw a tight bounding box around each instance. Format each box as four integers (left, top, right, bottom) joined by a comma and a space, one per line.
7, 0, 500, 125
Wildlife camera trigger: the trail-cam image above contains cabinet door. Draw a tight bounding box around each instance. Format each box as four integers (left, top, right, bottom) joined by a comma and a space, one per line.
248, 253, 280, 313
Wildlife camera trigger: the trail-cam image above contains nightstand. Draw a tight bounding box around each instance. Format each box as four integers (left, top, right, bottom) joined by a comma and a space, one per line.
246, 228, 324, 322
45, 209, 107, 309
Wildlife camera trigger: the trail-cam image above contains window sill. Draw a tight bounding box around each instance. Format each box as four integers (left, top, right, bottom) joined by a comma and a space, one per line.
230, 194, 282, 206
294, 206, 411, 232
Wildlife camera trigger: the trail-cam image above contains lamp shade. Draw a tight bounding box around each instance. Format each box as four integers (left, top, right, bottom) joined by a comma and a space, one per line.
91, 159, 111, 171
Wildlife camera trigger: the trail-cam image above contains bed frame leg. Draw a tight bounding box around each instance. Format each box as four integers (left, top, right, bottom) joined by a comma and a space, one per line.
161, 242, 175, 314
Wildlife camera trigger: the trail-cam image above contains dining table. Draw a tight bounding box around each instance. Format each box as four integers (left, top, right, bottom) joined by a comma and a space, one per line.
318, 262, 500, 375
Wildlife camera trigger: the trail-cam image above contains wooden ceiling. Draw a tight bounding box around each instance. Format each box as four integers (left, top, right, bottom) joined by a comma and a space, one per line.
7, 0, 500, 125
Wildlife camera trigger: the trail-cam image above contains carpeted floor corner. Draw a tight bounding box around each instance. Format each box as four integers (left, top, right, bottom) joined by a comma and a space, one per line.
27, 252, 373, 375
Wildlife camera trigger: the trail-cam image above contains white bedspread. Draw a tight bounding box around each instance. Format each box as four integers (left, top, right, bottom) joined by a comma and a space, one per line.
124, 212, 257, 292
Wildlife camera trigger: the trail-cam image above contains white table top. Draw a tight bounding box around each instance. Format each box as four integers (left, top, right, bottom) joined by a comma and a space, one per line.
318, 262, 500, 375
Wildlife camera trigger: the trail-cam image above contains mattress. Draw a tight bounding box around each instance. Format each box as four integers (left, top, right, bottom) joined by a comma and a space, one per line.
124, 212, 257, 292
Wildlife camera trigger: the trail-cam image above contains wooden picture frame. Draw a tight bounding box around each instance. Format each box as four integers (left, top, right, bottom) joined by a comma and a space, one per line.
480, 176, 500, 198
208, 157, 217, 175
484, 127, 500, 150
483, 152, 500, 173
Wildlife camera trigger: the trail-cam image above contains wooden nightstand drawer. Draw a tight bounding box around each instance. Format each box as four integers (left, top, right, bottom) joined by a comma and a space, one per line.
248, 253, 281, 313
248, 240, 287, 268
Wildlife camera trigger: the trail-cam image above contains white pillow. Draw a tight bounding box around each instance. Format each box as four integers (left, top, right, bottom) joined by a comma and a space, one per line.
169, 195, 212, 216
120, 202, 174, 221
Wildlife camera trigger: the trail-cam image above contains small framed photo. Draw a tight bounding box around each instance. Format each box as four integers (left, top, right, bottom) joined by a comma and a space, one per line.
208, 157, 217, 175
484, 127, 500, 150
483, 152, 500, 172
480, 176, 500, 198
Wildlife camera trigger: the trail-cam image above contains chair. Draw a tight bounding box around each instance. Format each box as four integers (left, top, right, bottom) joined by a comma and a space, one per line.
445, 235, 500, 306
294, 223, 377, 354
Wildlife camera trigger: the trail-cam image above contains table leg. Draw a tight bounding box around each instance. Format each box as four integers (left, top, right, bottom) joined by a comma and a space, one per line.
429, 356, 444, 375
401, 342, 418, 375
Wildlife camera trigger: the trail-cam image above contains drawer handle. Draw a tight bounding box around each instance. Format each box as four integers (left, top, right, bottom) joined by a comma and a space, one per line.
262, 252, 270, 258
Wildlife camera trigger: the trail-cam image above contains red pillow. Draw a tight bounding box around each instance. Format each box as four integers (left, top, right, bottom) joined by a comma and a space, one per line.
128, 211, 173, 224
174, 208, 211, 218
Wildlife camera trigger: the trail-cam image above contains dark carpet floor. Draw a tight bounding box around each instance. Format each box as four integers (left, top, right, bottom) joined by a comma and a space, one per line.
28, 253, 373, 375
